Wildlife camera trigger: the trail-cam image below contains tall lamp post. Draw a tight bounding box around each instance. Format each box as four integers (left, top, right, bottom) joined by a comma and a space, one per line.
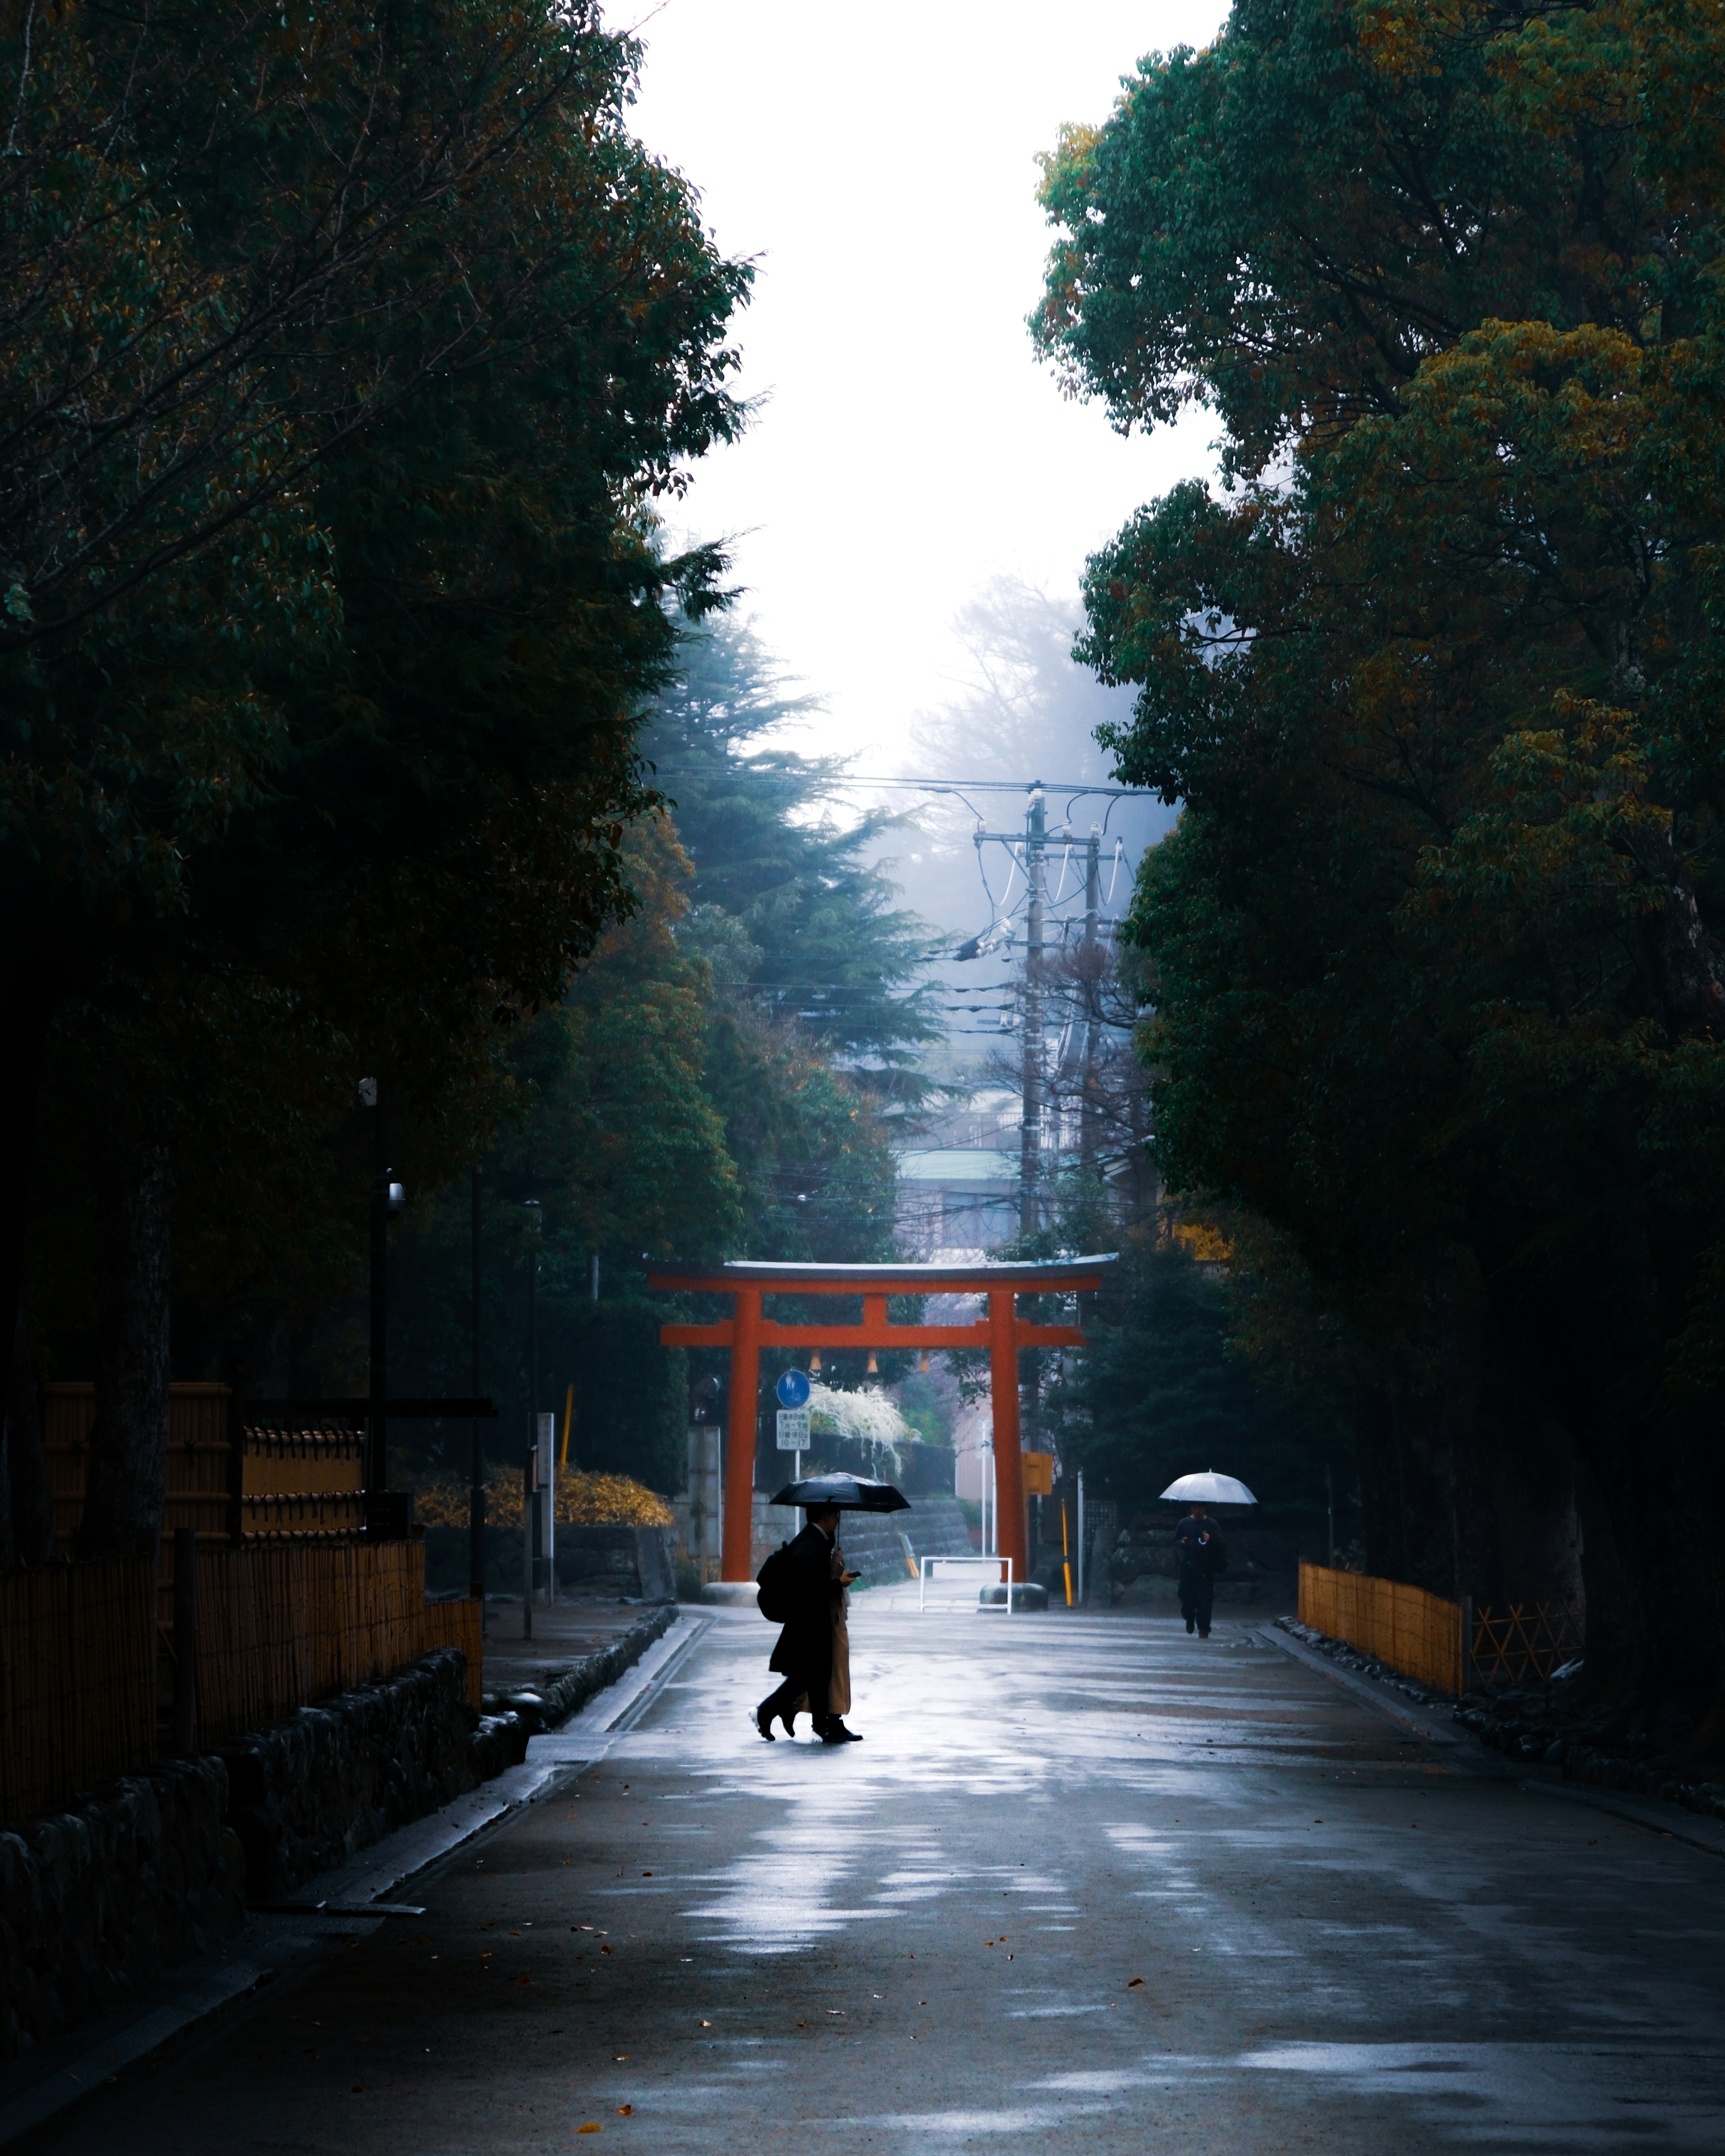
469, 1164, 485, 1607
522, 1199, 541, 1637
360, 1078, 405, 1525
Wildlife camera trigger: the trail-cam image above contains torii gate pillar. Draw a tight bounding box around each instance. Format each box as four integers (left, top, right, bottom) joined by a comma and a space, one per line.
723, 1286, 763, 1583
651, 1257, 1115, 1586
987, 1287, 1027, 1581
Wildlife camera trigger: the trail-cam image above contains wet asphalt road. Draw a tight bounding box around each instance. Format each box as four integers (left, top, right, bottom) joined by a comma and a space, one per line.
38, 1595, 1725, 2153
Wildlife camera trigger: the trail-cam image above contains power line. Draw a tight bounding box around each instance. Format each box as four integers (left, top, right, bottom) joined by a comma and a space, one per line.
650, 768, 1153, 798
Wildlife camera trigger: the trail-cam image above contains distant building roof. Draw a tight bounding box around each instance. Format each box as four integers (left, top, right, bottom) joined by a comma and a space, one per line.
896, 1148, 1019, 1184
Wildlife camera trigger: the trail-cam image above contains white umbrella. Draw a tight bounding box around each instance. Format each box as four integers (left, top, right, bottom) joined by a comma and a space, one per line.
1159, 1469, 1257, 1505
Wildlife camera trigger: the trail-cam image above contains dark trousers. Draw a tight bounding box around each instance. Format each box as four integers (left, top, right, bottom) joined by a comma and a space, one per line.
1179, 1570, 1213, 1635
760, 1672, 827, 1732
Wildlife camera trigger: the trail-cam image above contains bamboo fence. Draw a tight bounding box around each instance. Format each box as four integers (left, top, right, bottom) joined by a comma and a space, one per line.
0, 1544, 481, 1822
192, 1542, 482, 1743
1298, 1560, 1465, 1695
43, 1385, 366, 1574
1470, 1599, 1584, 1686
0, 1560, 157, 1825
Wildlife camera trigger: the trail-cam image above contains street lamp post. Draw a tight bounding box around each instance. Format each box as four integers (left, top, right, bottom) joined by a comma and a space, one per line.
469, 1164, 485, 1608
361, 1078, 406, 1527
523, 1199, 541, 1637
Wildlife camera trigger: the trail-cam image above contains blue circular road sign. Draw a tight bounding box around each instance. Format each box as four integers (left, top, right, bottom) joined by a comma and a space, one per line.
775, 1368, 811, 1408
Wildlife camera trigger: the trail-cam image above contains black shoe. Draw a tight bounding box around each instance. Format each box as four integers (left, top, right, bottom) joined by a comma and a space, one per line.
1198, 1628, 1210, 1639
822, 1719, 862, 1743
1185, 1616, 1195, 1634
778, 1711, 799, 1739
755, 1702, 776, 1740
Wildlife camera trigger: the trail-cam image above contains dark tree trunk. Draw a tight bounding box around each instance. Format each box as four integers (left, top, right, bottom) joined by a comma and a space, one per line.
78, 1146, 172, 1561
0, 994, 51, 1458
3, 1303, 54, 1569
1352, 1273, 1489, 1603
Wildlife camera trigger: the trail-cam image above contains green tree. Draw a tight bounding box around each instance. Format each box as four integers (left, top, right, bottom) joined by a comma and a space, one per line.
644, 613, 942, 1092
1035, 0, 1725, 1721
10, 1, 750, 1553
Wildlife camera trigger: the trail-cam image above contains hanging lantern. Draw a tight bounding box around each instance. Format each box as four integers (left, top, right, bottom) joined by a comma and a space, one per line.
918, 1350, 929, 1373
809, 1351, 822, 1375
866, 1351, 879, 1376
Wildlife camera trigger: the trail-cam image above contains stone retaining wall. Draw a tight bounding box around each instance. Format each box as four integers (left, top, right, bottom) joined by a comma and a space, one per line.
0, 1608, 678, 2061
0, 1758, 243, 2062
220, 1648, 484, 1904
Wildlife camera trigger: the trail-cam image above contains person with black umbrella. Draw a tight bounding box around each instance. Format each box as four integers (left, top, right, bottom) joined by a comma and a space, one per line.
756, 1504, 859, 1742
755, 1472, 907, 1744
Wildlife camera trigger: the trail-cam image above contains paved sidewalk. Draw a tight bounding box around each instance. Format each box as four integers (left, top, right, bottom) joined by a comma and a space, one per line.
478, 1596, 664, 1696
31, 1595, 1725, 2154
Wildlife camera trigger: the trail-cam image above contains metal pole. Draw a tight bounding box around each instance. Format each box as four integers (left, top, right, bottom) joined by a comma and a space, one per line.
522, 1207, 535, 1639
1081, 826, 1102, 1172
538, 1409, 555, 1604
522, 1443, 535, 1639
367, 1093, 389, 1502
469, 1165, 485, 1606
1020, 788, 1046, 1235
525, 1205, 541, 1607
1077, 1469, 1085, 1606
171, 1524, 198, 1756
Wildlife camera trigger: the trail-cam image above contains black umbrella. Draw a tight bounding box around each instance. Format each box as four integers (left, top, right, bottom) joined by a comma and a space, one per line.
769, 1473, 910, 1513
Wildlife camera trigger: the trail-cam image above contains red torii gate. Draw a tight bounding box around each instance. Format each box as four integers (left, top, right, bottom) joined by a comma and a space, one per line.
651, 1255, 1115, 1585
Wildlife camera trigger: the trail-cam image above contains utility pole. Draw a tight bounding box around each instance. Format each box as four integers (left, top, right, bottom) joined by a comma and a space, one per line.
523, 1199, 541, 1637
469, 1165, 485, 1608
368, 1088, 388, 1498
1020, 786, 1046, 1235
1080, 823, 1103, 1172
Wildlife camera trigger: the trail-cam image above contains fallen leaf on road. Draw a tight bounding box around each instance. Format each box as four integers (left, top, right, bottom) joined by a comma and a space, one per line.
617, 2105, 633, 2116
642, 1871, 653, 1877
1128, 1978, 1145, 1988
516, 1977, 532, 1987
600, 1944, 613, 1955
578, 2125, 602, 2134
699, 2020, 712, 2028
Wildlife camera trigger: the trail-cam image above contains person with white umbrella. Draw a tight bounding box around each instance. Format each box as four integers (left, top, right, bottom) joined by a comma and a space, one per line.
1159, 1470, 1256, 1639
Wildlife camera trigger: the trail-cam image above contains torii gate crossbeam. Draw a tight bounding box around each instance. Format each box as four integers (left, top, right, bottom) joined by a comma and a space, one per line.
651, 1257, 1115, 1584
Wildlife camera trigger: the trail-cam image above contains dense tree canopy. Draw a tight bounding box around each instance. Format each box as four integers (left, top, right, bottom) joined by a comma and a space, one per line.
4, 0, 750, 1554
385, 618, 916, 1493
1038, 0, 1725, 1721
644, 613, 942, 1089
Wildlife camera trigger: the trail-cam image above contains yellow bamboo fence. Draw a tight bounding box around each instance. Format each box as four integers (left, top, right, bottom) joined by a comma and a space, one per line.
1298, 1560, 1465, 1695
0, 1560, 157, 1825
0, 1545, 480, 1821
13, 1384, 482, 1819
44, 1381, 235, 1559
43, 1385, 365, 1581
193, 1541, 482, 1741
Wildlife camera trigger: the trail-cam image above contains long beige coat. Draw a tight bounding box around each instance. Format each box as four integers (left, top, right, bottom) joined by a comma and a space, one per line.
791, 1539, 851, 1718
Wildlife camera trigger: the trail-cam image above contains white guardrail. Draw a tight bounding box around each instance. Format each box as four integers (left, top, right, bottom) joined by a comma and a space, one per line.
918, 1555, 1016, 1614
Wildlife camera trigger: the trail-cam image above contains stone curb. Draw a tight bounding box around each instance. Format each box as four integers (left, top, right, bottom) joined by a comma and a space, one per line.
531, 1604, 678, 1727
1254, 1625, 1460, 1746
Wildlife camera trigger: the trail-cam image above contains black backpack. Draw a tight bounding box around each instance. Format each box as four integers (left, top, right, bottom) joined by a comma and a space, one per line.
756, 1541, 796, 1623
